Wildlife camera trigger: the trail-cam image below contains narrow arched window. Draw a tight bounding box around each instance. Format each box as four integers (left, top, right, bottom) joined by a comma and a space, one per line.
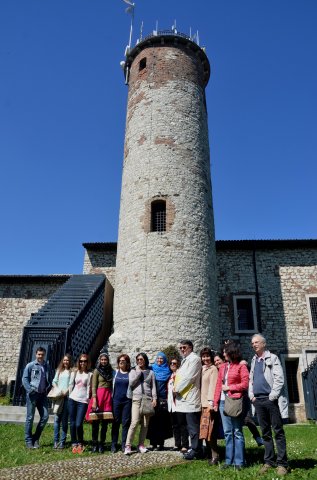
151, 200, 166, 232
139, 57, 147, 71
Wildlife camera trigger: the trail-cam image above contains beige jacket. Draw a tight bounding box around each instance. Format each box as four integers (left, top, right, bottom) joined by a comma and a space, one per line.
201, 365, 218, 408
174, 351, 201, 413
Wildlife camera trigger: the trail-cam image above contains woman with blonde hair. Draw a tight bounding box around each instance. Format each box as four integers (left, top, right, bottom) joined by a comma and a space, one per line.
52, 353, 73, 449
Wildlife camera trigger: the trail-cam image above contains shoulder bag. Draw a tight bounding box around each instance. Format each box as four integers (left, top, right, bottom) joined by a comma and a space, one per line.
223, 395, 243, 417
222, 363, 243, 417
140, 371, 155, 417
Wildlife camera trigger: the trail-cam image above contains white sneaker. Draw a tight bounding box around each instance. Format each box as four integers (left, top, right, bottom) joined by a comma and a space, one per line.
124, 445, 132, 455
138, 444, 148, 453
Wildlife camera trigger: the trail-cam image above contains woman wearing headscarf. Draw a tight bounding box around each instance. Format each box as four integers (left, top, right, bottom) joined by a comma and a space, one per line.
86, 352, 114, 453
147, 352, 173, 450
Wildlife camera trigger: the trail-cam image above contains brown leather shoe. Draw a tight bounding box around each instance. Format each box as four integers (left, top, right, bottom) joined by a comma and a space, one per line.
258, 464, 273, 474
276, 466, 288, 476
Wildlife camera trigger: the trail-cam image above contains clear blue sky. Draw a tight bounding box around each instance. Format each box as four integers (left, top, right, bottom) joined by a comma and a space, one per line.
1, 0, 317, 274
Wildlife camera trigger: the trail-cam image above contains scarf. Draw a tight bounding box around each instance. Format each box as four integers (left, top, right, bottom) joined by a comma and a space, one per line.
152, 352, 171, 382
96, 354, 113, 383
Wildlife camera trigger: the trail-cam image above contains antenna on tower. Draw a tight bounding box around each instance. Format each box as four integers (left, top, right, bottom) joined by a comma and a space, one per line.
172, 20, 177, 34
140, 20, 143, 41
122, 0, 135, 53
153, 20, 158, 36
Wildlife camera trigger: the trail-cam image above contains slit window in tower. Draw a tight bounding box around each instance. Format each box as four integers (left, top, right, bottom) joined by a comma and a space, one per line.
139, 58, 147, 71
151, 200, 166, 233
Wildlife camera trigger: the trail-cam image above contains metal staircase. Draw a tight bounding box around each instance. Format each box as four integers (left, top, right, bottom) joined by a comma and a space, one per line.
13, 274, 106, 405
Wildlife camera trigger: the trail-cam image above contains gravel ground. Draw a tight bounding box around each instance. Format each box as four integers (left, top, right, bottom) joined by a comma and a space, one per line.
0, 450, 186, 480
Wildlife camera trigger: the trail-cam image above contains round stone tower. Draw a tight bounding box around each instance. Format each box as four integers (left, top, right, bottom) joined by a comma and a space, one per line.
109, 32, 219, 359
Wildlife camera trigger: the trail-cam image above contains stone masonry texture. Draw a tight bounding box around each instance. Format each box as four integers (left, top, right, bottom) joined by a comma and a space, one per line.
0, 279, 68, 387
110, 38, 219, 360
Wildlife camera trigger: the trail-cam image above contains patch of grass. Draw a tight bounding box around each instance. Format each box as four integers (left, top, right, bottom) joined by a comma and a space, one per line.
0, 424, 316, 479
119, 426, 317, 480
0, 396, 11, 406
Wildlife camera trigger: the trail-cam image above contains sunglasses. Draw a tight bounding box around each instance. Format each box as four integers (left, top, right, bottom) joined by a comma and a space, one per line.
170, 362, 178, 365
137, 358, 144, 362
79, 360, 88, 363
179, 346, 187, 350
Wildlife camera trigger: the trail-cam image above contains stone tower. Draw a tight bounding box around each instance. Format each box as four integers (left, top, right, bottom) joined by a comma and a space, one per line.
109, 32, 219, 359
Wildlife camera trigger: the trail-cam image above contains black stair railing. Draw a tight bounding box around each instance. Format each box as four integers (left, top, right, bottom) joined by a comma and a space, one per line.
13, 274, 106, 405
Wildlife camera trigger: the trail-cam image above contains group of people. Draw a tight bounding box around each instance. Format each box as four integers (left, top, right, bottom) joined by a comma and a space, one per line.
22, 333, 289, 476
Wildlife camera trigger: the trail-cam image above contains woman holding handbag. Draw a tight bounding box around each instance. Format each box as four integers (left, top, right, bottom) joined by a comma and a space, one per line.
52, 353, 73, 449
124, 353, 157, 455
86, 352, 114, 453
199, 348, 220, 465
214, 342, 249, 470
69, 353, 92, 454
147, 352, 172, 450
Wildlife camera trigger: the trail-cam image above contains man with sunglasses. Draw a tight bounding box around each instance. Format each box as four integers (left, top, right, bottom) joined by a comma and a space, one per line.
22, 346, 50, 448
173, 340, 202, 460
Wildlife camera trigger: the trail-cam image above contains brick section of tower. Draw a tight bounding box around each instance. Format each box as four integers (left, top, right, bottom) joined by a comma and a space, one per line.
109, 35, 219, 360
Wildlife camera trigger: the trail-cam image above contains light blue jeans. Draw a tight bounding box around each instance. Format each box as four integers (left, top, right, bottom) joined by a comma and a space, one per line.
219, 400, 245, 466
25, 391, 49, 444
53, 397, 69, 444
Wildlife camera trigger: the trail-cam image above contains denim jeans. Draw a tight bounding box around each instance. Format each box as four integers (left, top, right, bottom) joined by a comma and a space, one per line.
68, 398, 88, 445
53, 397, 69, 444
112, 399, 132, 448
219, 400, 245, 466
254, 397, 288, 467
25, 391, 49, 444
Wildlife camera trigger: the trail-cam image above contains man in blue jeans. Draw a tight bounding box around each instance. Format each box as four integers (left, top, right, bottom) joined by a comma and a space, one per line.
249, 334, 289, 477
22, 346, 50, 448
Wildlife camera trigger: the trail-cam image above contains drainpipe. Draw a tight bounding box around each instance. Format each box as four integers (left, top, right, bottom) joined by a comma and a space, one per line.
252, 242, 262, 333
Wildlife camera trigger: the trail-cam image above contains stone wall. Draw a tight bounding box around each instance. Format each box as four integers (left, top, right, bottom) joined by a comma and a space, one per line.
216, 243, 317, 422
83, 245, 117, 288
111, 36, 219, 360
0, 277, 69, 388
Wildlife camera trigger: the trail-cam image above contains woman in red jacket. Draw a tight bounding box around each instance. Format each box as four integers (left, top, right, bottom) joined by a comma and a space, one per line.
214, 341, 249, 470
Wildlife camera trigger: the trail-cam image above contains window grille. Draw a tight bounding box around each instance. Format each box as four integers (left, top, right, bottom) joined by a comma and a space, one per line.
309, 297, 317, 329
285, 359, 300, 403
151, 200, 166, 232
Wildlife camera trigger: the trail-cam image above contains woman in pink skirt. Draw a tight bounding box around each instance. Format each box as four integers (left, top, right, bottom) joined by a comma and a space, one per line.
86, 353, 113, 453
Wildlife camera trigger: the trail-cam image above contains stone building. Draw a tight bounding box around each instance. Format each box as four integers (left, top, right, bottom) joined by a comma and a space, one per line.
0, 31, 316, 422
